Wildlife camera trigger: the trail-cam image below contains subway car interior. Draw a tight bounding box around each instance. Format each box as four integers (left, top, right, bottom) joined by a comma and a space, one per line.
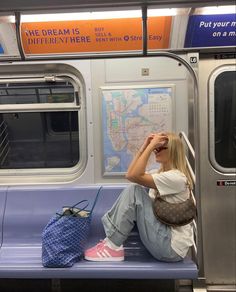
0, 0, 235, 291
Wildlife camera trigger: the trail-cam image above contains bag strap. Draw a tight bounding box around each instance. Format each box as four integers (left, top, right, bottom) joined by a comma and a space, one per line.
71, 199, 89, 210
189, 188, 197, 206
58, 187, 102, 217
155, 185, 196, 203
71, 200, 90, 216
58, 200, 89, 217
90, 186, 103, 214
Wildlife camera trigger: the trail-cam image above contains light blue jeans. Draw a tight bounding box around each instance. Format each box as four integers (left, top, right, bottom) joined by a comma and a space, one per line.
102, 184, 183, 262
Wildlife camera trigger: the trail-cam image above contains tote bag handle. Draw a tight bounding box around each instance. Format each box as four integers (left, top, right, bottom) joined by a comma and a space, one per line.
90, 186, 102, 214
60, 187, 102, 217
71, 186, 102, 216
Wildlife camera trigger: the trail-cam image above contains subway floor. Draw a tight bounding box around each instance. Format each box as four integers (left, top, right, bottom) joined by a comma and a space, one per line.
0, 279, 179, 292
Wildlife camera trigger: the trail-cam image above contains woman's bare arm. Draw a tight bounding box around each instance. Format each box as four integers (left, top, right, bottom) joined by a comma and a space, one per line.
126, 134, 154, 175
126, 133, 168, 188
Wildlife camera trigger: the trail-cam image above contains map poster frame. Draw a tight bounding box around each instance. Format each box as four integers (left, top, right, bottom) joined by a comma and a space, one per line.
101, 84, 175, 176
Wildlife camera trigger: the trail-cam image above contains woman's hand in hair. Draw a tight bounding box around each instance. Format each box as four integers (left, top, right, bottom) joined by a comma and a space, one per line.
148, 133, 168, 151
139, 133, 155, 153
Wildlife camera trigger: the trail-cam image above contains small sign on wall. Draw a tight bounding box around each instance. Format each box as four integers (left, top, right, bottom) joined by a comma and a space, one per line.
217, 180, 236, 186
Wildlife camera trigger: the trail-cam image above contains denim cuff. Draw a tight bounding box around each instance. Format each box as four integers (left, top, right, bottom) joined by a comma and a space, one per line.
102, 213, 127, 246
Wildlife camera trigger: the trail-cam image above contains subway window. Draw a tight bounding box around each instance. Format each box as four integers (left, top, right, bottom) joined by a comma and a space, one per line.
209, 66, 236, 172
0, 81, 74, 104
0, 78, 81, 171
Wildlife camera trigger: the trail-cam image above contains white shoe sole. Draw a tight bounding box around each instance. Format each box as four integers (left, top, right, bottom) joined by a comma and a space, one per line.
84, 256, 124, 262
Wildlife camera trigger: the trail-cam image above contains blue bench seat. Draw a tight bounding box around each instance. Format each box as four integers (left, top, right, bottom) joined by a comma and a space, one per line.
0, 185, 198, 279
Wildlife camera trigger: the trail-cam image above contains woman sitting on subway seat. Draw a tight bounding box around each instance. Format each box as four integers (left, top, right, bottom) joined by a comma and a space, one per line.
84, 132, 194, 262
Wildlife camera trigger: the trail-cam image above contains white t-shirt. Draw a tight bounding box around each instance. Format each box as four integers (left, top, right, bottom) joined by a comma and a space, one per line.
149, 169, 195, 258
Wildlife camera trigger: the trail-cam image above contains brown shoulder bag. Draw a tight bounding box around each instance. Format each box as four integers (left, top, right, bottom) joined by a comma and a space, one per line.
152, 190, 197, 227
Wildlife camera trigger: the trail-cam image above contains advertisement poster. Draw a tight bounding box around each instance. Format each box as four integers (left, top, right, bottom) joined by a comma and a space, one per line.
185, 14, 236, 47
21, 17, 172, 54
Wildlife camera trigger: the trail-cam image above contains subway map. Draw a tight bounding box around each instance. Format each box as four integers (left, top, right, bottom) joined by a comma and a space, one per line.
102, 87, 173, 174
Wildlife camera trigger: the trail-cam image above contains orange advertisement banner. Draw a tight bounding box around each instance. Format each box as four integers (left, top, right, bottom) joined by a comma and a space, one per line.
21, 17, 172, 55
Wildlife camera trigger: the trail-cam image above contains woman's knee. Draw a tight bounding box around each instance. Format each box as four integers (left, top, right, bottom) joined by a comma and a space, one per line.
126, 183, 147, 192
124, 184, 144, 194
123, 184, 148, 201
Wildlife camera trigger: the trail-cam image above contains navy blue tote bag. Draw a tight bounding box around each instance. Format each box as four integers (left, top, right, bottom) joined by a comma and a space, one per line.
42, 187, 102, 268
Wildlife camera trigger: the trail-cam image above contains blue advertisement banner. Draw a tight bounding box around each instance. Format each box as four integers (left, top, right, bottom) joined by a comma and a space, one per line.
0, 44, 4, 54
185, 14, 236, 47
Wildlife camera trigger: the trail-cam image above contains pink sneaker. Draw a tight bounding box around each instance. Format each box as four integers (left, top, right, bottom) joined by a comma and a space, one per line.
84, 241, 124, 262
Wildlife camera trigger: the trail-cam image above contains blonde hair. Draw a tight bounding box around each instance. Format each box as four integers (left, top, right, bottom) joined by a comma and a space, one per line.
159, 132, 193, 189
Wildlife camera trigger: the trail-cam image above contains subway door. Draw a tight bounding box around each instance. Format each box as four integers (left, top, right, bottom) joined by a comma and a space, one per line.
198, 55, 236, 286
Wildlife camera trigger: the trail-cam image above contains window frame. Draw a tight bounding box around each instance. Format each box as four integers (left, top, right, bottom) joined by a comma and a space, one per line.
0, 75, 80, 112
0, 71, 87, 184
209, 64, 236, 174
